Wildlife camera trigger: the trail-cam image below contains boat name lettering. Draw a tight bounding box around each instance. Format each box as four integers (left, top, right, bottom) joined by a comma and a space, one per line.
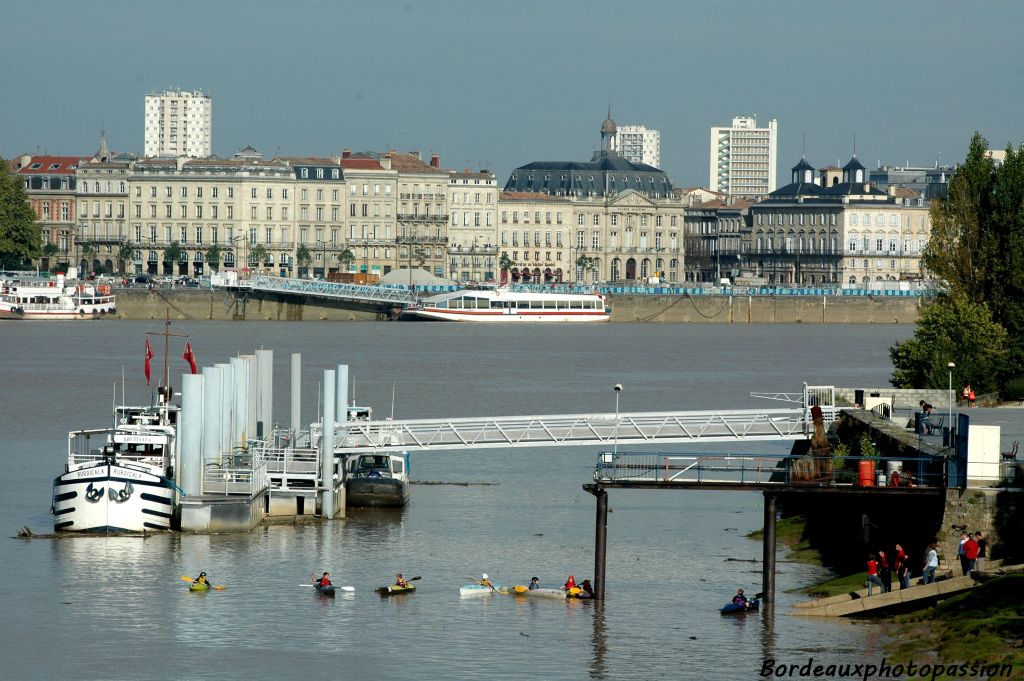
114, 434, 166, 444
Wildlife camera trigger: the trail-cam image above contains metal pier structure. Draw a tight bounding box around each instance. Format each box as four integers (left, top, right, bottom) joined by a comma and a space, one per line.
246, 275, 416, 307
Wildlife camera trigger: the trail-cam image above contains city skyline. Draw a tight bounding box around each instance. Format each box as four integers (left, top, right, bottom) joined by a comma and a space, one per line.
2, 0, 1021, 187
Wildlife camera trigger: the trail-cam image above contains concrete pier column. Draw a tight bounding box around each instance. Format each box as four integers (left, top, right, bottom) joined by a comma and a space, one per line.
320, 369, 336, 518
290, 353, 301, 441
180, 373, 204, 497
215, 363, 234, 456
762, 492, 778, 606
243, 354, 258, 442
201, 366, 222, 467
255, 349, 273, 439
229, 357, 247, 451
593, 485, 609, 602
336, 364, 349, 422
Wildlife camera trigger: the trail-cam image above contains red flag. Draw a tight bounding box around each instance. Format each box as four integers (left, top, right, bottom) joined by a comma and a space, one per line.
145, 339, 154, 385
183, 341, 198, 375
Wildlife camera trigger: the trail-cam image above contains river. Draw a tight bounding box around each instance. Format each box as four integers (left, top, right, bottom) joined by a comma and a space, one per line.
0, 321, 913, 680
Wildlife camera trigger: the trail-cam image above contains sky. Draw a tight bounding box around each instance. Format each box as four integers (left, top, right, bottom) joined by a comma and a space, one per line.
2, 0, 1022, 187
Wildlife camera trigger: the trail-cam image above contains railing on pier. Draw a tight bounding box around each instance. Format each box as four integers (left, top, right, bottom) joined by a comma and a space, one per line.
594, 452, 947, 488
201, 450, 269, 496
247, 275, 416, 306
255, 445, 320, 490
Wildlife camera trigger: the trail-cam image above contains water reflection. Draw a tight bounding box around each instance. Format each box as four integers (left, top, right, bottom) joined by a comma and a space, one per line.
589, 603, 608, 680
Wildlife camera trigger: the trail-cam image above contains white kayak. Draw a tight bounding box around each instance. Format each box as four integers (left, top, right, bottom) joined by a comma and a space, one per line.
524, 588, 568, 599
459, 583, 504, 596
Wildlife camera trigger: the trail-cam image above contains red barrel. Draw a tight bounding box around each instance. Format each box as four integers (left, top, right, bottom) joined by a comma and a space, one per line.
858, 459, 876, 487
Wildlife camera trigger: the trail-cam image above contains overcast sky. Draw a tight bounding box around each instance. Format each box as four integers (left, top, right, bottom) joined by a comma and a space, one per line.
2, 0, 1021, 187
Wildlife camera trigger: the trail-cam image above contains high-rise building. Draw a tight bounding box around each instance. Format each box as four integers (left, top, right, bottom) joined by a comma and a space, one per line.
144, 89, 212, 158
614, 124, 661, 168
709, 115, 778, 199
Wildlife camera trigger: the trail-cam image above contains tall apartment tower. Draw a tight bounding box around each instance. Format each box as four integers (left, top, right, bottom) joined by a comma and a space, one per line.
144, 89, 212, 158
614, 124, 661, 168
709, 115, 778, 199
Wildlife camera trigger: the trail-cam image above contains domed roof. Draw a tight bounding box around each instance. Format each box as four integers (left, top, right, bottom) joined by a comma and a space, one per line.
842, 155, 865, 172
601, 115, 617, 135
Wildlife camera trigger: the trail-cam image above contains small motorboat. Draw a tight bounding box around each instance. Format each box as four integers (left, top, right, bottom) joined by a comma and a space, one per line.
720, 598, 760, 614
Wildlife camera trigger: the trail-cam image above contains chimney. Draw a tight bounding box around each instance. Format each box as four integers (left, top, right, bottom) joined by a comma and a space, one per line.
431, 153, 440, 168
380, 155, 392, 170
342, 148, 351, 159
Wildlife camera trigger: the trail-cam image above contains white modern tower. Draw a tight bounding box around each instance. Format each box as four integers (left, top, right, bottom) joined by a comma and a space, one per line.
144, 89, 212, 158
614, 125, 661, 168
709, 115, 778, 199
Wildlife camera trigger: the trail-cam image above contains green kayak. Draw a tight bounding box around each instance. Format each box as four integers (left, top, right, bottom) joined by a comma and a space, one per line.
189, 582, 210, 592
376, 584, 416, 596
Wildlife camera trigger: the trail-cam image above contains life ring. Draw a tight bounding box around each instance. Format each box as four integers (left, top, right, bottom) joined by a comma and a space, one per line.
79, 309, 85, 315
99, 309, 106, 315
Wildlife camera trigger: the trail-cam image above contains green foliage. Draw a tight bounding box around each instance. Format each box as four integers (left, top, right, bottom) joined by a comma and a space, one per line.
890, 292, 1009, 393
1003, 377, 1024, 401
913, 132, 1024, 388
0, 158, 40, 268
296, 244, 312, 269
162, 241, 183, 265
204, 244, 221, 272
117, 241, 137, 273
337, 247, 355, 270
249, 244, 268, 270
857, 433, 878, 458
498, 252, 513, 271
831, 441, 850, 471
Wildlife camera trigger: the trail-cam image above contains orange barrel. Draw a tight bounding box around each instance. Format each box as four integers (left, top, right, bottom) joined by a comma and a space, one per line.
858, 459, 876, 487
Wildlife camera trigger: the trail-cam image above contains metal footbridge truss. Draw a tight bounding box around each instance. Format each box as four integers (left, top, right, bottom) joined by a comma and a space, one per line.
247, 275, 416, 306
329, 407, 822, 454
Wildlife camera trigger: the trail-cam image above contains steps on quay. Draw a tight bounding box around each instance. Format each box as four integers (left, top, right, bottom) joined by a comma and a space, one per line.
792, 571, 978, 617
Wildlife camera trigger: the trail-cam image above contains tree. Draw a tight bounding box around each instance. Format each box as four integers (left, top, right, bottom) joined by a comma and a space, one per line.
80, 241, 97, 272
162, 241, 182, 274
499, 252, 513, 271
117, 241, 137, 274
413, 246, 427, 269
42, 242, 58, 270
890, 292, 1008, 394
250, 244, 268, 273
576, 254, 597, 283
204, 244, 222, 272
917, 132, 1024, 384
338, 247, 355, 272
0, 158, 40, 269
296, 244, 312, 274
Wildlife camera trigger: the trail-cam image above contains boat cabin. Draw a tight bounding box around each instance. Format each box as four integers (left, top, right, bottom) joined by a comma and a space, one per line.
346, 453, 407, 479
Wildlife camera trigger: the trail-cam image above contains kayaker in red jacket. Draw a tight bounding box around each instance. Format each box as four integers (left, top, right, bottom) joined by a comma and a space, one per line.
316, 572, 332, 587
564, 575, 576, 590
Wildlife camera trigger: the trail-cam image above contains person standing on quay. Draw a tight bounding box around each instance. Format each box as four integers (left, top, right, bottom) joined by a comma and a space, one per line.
975, 532, 987, 572
962, 384, 971, 407
958, 532, 970, 576
964, 533, 980, 574
866, 554, 885, 596
877, 549, 892, 593
894, 544, 910, 590
923, 543, 939, 584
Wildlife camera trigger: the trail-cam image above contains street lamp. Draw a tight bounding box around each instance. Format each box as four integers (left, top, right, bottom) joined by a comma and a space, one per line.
947, 362, 955, 435
230, 235, 246, 278
613, 384, 623, 456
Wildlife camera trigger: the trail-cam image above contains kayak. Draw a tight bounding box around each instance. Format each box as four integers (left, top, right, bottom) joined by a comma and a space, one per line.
568, 590, 593, 599
189, 582, 210, 592
376, 584, 416, 596
459, 583, 504, 596
720, 598, 759, 614
523, 588, 567, 599
315, 584, 336, 597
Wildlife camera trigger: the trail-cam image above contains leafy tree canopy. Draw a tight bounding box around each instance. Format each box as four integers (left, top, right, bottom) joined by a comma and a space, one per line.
0, 158, 41, 268
892, 132, 1024, 390
162, 241, 183, 264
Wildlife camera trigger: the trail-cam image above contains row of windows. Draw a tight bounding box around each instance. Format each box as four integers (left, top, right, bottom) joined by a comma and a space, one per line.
450, 212, 493, 227
757, 213, 839, 227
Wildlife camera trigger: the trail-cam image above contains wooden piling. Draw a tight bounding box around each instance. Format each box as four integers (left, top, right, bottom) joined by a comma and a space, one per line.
762, 492, 777, 606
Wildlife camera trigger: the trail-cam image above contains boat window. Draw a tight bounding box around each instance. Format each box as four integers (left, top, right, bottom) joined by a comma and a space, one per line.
544, 300, 556, 309
449, 297, 463, 309
528, 301, 541, 310
359, 455, 390, 470
392, 460, 404, 474
490, 300, 502, 309
435, 300, 448, 309
571, 301, 584, 309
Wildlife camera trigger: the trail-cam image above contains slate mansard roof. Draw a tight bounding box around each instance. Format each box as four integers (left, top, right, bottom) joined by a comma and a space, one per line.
504, 151, 673, 198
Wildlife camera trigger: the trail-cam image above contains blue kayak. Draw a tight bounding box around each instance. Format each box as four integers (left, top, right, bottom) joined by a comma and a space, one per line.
720, 598, 759, 614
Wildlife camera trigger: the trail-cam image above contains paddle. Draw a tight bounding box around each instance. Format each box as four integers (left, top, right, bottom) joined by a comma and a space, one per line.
180, 575, 227, 591
467, 576, 497, 592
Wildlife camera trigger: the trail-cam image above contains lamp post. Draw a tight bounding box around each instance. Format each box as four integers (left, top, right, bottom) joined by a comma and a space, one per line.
230, 235, 246, 278
947, 361, 955, 434
613, 383, 623, 456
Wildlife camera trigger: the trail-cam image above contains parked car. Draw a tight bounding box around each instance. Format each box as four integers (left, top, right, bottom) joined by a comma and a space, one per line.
134, 274, 153, 284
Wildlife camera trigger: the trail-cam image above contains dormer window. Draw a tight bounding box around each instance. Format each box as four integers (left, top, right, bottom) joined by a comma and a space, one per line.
855, 169, 864, 183
804, 170, 813, 183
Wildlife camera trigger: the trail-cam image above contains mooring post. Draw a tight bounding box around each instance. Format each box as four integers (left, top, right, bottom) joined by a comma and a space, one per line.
762, 492, 777, 606
594, 485, 608, 602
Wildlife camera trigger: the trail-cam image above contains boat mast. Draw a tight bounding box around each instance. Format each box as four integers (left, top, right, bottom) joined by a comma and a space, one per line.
145, 309, 188, 424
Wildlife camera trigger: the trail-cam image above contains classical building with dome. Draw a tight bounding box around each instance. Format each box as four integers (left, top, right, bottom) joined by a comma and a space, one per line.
746, 156, 932, 287
498, 114, 686, 284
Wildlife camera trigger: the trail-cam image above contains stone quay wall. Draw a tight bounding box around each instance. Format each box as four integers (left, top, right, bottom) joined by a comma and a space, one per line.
112, 289, 923, 324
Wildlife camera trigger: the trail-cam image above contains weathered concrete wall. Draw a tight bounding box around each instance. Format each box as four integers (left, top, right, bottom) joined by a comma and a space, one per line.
609, 295, 921, 324
114, 289, 922, 323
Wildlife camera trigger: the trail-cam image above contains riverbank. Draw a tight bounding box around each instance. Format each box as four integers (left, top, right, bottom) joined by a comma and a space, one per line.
107, 288, 923, 323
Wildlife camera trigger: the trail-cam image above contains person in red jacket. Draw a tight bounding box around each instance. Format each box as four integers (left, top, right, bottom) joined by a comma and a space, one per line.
964, 534, 980, 573
894, 544, 910, 590
866, 554, 885, 596
564, 575, 576, 591
877, 550, 892, 593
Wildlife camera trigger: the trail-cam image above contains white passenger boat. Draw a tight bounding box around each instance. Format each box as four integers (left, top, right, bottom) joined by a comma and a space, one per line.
402, 287, 609, 322
0, 274, 116, 320
52, 398, 178, 532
